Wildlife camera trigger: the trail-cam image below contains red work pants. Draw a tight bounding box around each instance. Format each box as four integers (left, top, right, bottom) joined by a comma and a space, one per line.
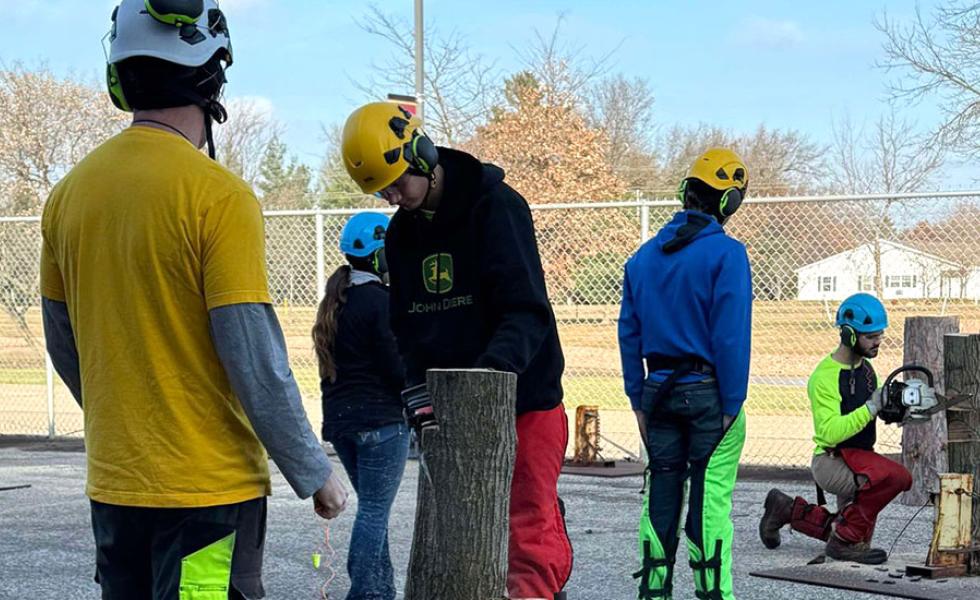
835, 448, 912, 543
507, 404, 573, 598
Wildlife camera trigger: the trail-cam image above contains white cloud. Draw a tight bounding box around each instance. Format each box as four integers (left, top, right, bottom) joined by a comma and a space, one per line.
732, 17, 806, 49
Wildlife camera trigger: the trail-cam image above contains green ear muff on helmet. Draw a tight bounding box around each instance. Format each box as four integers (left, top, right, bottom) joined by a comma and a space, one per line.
677, 177, 744, 221
718, 187, 744, 218
106, 63, 131, 111
144, 0, 204, 26
402, 129, 439, 176
676, 178, 688, 203
372, 247, 388, 276
840, 324, 858, 349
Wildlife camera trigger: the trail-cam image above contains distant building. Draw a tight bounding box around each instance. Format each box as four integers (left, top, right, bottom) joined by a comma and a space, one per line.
795, 239, 980, 301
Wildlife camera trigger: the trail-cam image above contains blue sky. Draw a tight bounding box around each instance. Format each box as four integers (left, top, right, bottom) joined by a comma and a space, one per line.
3, 0, 969, 182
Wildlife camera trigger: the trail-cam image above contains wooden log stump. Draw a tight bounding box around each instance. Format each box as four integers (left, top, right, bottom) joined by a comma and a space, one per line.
405, 369, 517, 600
944, 334, 980, 574
900, 316, 959, 505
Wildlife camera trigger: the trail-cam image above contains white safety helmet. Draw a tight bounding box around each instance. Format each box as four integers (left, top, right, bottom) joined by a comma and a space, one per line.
106, 0, 232, 157
108, 0, 232, 69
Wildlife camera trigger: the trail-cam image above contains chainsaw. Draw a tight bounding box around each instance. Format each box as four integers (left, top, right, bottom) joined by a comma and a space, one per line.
878, 365, 974, 426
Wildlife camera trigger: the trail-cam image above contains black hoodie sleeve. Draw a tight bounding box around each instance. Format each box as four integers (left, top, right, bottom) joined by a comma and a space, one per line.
370, 285, 406, 389
384, 218, 424, 387
474, 186, 553, 374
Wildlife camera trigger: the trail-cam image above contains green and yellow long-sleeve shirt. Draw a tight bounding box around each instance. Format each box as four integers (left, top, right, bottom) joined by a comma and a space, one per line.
809, 354, 878, 455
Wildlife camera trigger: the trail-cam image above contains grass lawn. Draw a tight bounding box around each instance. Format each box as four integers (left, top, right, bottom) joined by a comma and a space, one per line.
1, 368, 809, 416
0, 368, 45, 385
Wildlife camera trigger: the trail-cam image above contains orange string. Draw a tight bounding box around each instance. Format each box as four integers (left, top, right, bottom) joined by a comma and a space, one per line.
315, 523, 337, 599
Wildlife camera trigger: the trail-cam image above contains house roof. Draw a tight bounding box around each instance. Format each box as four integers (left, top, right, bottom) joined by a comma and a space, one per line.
794, 239, 964, 273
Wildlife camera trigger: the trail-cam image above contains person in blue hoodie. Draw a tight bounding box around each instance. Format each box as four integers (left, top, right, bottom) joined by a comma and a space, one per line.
619, 148, 752, 600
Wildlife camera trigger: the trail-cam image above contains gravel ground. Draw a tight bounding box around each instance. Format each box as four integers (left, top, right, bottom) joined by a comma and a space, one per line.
1, 442, 977, 599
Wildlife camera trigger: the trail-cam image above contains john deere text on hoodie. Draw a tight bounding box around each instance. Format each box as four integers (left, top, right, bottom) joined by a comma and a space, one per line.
385, 148, 565, 415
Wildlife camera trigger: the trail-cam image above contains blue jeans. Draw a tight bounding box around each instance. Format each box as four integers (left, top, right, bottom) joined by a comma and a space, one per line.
331, 422, 410, 600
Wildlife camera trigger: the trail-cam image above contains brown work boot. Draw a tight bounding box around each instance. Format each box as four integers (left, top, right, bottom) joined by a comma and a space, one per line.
759, 488, 794, 549
825, 533, 888, 564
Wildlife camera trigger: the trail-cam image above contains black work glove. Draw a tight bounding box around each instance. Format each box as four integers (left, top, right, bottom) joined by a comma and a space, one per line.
402, 383, 438, 436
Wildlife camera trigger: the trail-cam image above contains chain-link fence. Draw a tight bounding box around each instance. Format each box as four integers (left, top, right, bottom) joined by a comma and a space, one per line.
3, 191, 980, 467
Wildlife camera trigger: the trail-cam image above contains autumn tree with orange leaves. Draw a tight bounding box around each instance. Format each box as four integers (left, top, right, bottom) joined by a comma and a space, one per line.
467, 75, 634, 301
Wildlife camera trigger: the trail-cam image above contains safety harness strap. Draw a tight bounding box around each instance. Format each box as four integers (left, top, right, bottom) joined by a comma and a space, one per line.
634, 540, 673, 599
690, 539, 724, 600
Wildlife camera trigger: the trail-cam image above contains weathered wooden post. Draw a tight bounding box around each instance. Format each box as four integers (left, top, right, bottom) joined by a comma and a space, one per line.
944, 333, 980, 574
572, 405, 600, 464
405, 369, 517, 600
923, 473, 973, 576
900, 316, 959, 505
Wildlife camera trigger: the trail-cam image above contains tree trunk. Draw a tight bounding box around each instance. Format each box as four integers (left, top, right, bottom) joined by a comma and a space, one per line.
944, 334, 980, 574
405, 369, 517, 600
900, 316, 959, 505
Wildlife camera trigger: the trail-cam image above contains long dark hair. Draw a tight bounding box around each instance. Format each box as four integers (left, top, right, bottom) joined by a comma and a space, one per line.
311, 265, 352, 383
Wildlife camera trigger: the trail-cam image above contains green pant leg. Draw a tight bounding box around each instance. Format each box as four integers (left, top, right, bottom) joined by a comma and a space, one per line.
687, 411, 746, 600
636, 471, 681, 600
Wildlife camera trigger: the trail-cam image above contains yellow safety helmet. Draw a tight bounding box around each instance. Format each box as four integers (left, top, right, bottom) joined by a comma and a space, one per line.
678, 147, 749, 220
341, 102, 439, 195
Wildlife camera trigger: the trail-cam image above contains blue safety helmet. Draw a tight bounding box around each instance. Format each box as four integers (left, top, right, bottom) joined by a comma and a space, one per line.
339, 212, 389, 258
836, 293, 888, 333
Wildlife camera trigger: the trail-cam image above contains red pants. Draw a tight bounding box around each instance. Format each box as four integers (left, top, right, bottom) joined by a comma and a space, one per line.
507, 404, 573, 598
834, 448, 912, 543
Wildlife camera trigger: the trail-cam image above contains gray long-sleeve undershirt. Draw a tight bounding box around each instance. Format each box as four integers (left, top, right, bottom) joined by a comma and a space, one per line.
41, 298, 82, 406
41, 297, 331, 499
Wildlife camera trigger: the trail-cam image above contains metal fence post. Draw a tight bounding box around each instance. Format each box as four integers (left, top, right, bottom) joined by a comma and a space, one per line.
640, 198, 650, 244
315, 209, 325, 302
45, 351, 55, 438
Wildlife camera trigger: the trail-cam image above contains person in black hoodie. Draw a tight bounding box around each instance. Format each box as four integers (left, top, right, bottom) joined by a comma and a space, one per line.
341, 102, 571, 600
312, 212, 408, 600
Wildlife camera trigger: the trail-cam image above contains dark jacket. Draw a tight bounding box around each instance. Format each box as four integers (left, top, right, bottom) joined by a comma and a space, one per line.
321, 280, 405, 440
835, 360, 878, 451
385, 147, 564, 415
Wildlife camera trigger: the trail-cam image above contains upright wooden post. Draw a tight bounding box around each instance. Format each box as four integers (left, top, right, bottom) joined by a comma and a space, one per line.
944, 334, 980, 574
405, 369, 516, 600
900, 316, 959, 505
572, 405, 600, 464
926, 473, 973, 573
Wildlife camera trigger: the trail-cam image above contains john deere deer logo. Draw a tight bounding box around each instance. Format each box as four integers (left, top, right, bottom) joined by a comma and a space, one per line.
423, 254, 453, 294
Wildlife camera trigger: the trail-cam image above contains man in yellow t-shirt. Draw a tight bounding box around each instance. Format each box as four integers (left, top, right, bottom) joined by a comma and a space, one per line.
40, 2, 347, 597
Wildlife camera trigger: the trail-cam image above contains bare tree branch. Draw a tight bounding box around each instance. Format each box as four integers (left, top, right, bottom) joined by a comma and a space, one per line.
876, 3, 980, 157
0, 63, 128, 214
352, 4, 499, 147
831, 105, 946, 194
213, 97, 283, 188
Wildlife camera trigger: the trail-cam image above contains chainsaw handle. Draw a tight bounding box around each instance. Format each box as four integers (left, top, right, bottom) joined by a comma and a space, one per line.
883, 365, 935, 390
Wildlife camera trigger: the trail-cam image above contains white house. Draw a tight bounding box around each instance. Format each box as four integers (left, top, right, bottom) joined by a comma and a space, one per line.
796, 239, 980, 301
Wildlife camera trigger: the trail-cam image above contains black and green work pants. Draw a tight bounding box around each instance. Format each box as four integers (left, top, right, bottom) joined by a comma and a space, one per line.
635, 379, 745, 600
91, 497, 267, 599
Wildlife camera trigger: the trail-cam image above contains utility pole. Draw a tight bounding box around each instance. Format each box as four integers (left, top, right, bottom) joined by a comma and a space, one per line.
414, 0, 424, 125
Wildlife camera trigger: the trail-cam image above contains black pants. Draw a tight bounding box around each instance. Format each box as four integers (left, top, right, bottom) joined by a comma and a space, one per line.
91, 497, 267, 600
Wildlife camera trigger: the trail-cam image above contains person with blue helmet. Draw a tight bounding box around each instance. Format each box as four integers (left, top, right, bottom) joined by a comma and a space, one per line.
312, 212, 408, 600
759, 293, 911, 564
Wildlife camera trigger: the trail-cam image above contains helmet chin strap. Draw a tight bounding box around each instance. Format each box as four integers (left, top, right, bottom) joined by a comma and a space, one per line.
174, 81, 227, 160
202, 100, 226, 160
